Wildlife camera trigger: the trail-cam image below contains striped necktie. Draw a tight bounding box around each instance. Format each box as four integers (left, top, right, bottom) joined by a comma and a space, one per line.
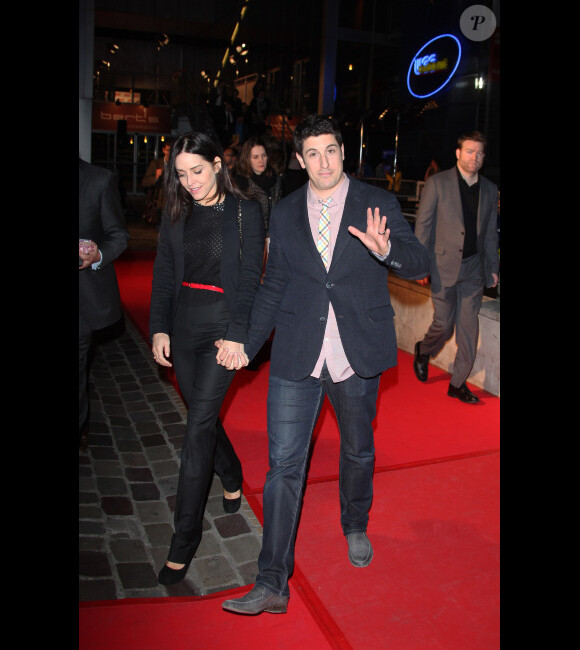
317, 198, 332, 268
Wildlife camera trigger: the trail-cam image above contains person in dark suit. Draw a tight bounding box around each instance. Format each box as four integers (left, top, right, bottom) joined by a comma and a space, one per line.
220, 114, 429, 615
149, 131, 264, 586
412, 131, 499, 404
79, 159, 129, 448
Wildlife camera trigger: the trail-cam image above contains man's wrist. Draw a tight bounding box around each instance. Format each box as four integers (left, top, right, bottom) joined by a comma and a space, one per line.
372, 240, 391, 261
91, 249, 103, 269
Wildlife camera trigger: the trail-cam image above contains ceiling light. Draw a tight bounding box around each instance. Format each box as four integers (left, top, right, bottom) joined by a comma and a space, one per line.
155, 33, 170, 50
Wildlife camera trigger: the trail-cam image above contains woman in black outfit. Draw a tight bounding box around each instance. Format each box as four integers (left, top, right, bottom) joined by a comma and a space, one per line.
149, 131, 264, 585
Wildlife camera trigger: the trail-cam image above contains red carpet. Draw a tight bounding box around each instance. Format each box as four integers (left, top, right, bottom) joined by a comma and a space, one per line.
87, 251, 500, 649
79, 590, 336, 649
114, 251, 155, 342
220, 355, 499, 493
289, 454, 500, 649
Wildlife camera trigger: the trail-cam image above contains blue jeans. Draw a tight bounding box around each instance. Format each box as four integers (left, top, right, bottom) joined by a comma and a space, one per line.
256, 364, 380, 596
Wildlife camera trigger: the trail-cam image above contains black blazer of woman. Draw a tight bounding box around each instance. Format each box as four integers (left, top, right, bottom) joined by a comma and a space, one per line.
149, 193, 265, 343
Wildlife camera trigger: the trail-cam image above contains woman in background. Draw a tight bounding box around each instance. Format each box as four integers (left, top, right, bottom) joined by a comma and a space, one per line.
235, 136, 282, 252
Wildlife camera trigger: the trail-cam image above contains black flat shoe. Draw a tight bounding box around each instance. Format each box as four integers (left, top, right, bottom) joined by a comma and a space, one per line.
158, 547, 196, 586
223, 487, 242, 514
158, 562, 191, 586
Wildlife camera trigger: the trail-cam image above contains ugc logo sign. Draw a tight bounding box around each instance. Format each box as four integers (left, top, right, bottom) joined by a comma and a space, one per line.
407, 34, 462, 99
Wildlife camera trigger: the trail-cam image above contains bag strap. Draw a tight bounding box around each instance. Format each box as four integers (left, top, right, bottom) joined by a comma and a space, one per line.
237, 199, 243, 261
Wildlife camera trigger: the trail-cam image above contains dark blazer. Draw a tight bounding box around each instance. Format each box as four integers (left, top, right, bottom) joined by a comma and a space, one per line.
79, 159, 129, 331
246, 177, 430, 380
414, 166, 499, 292
149, 193, 265, 343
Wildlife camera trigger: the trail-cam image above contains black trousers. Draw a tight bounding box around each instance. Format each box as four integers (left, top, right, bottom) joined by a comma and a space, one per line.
79, 312, 93, 435
168, 296, 243, 563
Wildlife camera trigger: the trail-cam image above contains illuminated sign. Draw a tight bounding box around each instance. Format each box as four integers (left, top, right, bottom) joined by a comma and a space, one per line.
92, 101, 171, 133
407, 34, 461, 99
114, 91, 141, 104
413, 54, 449, 75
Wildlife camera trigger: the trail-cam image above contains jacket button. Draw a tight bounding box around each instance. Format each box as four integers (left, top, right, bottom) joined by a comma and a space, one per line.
320, 317, 326, 323
326, 282, 333, 289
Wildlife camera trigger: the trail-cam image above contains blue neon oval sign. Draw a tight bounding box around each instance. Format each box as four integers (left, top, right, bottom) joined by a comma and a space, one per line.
407, 34, 462, 99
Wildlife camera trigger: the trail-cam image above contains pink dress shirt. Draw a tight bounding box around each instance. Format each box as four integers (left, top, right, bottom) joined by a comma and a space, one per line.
307, 174, 355, 382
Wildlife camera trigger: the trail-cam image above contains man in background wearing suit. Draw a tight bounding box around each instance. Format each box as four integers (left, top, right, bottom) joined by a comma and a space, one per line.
79, 159, 129, 448
412, 132, 499, 404
221, 114, 429, 615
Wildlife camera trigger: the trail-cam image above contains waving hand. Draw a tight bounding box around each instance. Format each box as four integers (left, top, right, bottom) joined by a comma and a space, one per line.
347, 207, 391, 257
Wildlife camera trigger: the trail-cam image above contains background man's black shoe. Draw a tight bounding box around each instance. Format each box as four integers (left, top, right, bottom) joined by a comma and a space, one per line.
413, 341, 430, 382
447, 383, 480, 404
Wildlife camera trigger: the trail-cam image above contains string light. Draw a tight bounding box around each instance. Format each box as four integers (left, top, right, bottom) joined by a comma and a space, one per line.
215, 0, 251, 86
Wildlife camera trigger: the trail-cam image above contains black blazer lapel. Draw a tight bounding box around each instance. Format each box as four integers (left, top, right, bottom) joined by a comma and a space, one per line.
290, 186, 328, 271
330, 181, 364, 269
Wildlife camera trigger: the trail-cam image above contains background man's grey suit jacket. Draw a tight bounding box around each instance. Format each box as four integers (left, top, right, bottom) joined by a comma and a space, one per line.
414, 166, 499, 293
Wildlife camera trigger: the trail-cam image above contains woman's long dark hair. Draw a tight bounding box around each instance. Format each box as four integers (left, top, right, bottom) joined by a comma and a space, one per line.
163, 131, 246, 224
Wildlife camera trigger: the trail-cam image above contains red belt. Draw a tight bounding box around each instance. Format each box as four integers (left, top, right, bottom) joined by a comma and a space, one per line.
182, 282, 224, 293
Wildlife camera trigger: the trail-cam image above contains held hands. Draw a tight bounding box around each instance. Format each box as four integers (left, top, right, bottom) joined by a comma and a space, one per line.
215, 339, 249, 370
79, 239, 101, 270
152, 333, 173, 367
347, 207, 391, 257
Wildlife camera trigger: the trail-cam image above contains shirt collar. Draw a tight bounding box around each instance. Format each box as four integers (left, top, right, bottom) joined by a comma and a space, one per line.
456, 165, 480, 189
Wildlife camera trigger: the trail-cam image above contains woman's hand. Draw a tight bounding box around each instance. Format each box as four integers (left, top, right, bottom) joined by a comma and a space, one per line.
152, 332, 172, 367
215, 339, 249, 370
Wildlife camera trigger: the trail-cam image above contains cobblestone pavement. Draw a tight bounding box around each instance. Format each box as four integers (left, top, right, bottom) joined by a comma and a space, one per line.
79, 314, 263, 601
